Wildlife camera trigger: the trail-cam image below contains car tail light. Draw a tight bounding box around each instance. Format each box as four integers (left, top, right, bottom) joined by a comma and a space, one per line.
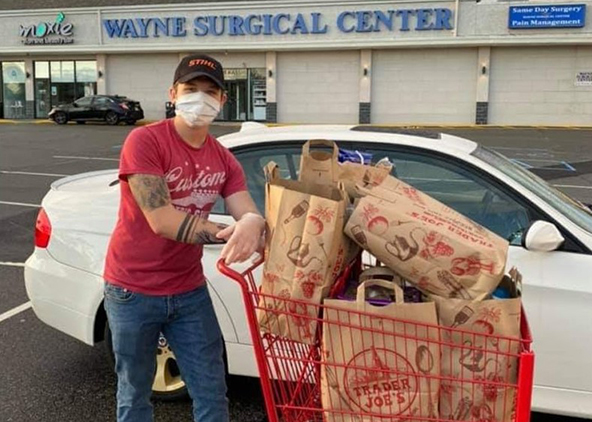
121, 103, 129, 110
35, 208, 52, 248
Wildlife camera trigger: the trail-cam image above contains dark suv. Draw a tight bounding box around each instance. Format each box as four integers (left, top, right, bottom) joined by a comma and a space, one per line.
48, 95, 144, 125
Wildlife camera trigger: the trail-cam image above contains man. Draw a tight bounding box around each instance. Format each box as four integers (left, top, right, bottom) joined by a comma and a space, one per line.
103, 54, 265, 422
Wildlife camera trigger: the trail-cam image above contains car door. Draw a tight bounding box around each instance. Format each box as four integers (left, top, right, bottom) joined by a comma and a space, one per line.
69, 96, 93, 120
357, 143, 592, 412
91, 96, 112, 120
203, 141, 357, 345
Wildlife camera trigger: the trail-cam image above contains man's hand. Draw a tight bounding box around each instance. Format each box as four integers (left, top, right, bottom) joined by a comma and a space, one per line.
217, 212, 265, 264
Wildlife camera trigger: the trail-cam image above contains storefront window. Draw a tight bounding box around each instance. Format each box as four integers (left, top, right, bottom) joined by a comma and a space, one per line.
75, 61, 97, 97
219, 68, 266, 121
251, 68, 267, 121
33, 60, 97, 118
51, 61, 75, 107
2, 62, 26, 119
35, 62, 50, 118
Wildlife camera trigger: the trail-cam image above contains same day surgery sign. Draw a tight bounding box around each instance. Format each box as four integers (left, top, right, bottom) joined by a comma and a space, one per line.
509, 4, 587, 29
101, 8, 454, 38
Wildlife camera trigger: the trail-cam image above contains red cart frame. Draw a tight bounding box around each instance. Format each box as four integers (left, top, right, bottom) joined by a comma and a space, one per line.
218, 257, 534, 422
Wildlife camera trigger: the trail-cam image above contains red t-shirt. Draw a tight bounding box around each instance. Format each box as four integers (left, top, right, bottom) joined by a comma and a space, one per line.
104, 119, 247, 295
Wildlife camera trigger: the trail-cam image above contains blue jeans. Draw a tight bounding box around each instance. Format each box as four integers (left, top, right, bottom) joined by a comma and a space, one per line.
104, 283, 229, 422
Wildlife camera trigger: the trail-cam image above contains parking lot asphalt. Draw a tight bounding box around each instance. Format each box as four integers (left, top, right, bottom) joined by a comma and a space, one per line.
1, 122, 590, 422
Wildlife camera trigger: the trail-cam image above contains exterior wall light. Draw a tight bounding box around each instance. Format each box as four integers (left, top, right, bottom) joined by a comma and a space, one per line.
98, 70, 104, 78
481, 65, 487, 75
363, 67, 369, 77
268, 69, 273, 78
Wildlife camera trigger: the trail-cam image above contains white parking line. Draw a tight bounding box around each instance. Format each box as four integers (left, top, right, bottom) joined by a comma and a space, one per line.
0, 170, 69, 177
0, 302, 31, 324
54, 155, 119, 162
0, 262, 25, 267
0, 200, 41, 208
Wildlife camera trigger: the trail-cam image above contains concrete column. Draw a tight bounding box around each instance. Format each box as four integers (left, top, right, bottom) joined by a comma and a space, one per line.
24, 58, 35, 119
359, 50, 372, 124
96, 54, 107, 95
266, 51, 277, 123
475, 47, 491, 125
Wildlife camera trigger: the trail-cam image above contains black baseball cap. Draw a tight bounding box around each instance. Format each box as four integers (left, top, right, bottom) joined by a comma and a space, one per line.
173, 54, 225, 89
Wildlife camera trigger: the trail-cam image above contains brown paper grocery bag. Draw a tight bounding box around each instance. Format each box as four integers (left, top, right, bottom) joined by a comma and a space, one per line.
258, 162, 351, 344
432, 286, 521, 422
321, 280, 440, 421
345, 175, 509, 300
298, 138, 393, 198
338, 160, 393, 199
299, 139, 340, 185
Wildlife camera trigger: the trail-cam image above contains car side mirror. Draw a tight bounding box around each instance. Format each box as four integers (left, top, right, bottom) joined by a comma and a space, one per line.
522, 220, 565, 252
73, 103, 79, 107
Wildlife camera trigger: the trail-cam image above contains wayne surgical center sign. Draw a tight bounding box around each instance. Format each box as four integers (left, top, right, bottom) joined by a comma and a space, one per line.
101, 8, 454, 38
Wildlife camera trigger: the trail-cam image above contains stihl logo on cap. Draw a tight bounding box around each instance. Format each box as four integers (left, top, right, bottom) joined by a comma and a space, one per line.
188, 59, 217, 70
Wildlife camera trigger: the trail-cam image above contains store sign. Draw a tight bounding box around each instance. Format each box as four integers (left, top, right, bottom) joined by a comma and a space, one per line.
224, 68, 248, 80
509, 4, 586, 29
19, 12, 74, 45
102, 8, 453, 39
575, 71, 592, 86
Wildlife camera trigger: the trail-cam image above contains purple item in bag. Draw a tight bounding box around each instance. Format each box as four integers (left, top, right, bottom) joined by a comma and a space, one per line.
338, 149, 373, 165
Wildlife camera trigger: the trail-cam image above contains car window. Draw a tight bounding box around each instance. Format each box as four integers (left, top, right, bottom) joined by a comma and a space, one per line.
93, 97, 112, 106
218, 140, 362, 215
474, 146, 592, 235
356, 144, 538, 244
75, 97, 92, 106
229, 145, 303, 214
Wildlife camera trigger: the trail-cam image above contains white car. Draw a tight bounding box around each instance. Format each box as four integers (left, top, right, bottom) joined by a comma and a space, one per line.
25, 124, 592, 416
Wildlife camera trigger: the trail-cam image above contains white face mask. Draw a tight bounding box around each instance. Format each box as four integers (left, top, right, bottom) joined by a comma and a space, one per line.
174, 91, 221, 127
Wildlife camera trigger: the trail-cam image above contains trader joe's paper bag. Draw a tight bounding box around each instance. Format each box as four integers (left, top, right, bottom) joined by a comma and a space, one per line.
258, 162, 352, 344
298, 139, 393, 198
298, 139, 340, 185
338, 161, 392, 199
432, 270, 522, 422
321, 280, 440, 421
345, 176, 509, 300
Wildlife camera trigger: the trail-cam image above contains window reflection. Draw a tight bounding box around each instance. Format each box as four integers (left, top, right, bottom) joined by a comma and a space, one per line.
33, 60, 97, 118
2, 62, 26, 119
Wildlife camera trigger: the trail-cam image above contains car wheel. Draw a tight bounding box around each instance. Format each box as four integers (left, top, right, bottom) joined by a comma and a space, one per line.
54, 112, 68, 125
105, 112, 120, 126
104, 319, 189, 401
126, 120, 137, 126
76, 121, 86, 125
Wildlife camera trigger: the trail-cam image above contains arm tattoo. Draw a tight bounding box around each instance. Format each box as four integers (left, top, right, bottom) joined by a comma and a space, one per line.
129, 174, 171, 211
176, 214, 193, 242
190, 223, 228, 244
176, 215, 229, 245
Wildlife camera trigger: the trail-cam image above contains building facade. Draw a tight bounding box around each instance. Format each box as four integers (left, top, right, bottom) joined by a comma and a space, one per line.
1, 0, 592, 125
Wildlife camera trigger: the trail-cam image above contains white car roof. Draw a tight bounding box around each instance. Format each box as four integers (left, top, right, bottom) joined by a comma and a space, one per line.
219, 123, 478, 156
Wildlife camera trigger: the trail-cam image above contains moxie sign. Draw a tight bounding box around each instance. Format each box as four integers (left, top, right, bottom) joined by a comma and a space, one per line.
102, 8, 454, 39
19, 12, 74, 45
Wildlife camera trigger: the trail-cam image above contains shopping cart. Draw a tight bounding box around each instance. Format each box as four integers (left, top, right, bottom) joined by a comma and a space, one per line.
217, 257, 534, 422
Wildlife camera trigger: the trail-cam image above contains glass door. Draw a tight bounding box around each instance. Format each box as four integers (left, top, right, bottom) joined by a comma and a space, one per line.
2, 62, 26, 119
222, 80, 247, 121
34, 62, 51, 118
